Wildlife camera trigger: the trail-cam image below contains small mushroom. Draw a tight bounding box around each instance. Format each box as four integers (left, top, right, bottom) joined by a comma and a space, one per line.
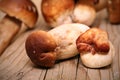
76, 28, 115, 68
0, 0, 38, 55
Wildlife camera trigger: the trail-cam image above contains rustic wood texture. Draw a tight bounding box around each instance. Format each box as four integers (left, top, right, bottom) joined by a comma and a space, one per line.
0, 0, 120, 80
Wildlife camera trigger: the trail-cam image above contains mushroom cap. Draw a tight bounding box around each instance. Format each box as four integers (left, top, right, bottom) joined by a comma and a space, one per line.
41, 0, 74, 27
25, 31, 57, 67
0, 0, 38, 28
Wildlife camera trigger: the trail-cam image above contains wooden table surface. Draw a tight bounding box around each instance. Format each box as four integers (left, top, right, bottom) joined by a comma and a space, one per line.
0, 0, 120, 80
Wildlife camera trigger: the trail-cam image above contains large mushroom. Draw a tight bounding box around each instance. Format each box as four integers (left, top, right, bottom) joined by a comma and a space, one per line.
0, 0, 38, 55
25, 23, 89, 67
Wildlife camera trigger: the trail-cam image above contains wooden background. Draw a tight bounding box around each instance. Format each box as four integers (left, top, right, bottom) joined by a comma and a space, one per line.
0, 0, 120, 80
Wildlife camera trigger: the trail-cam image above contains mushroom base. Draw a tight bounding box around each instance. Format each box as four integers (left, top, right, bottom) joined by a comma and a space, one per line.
80, 41, 115, 68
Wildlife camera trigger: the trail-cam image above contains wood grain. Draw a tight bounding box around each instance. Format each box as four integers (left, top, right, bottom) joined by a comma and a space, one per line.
0, 0, 120, 80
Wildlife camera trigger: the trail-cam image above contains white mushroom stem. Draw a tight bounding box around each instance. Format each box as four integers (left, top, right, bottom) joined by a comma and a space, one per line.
72, 4, 96, 26
48, 23, 90, 60
0, 15, 21, 55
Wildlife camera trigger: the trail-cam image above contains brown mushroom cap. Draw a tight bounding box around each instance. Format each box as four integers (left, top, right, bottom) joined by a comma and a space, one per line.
25, 31, 57, 67
76, 28, 110, 54
41, 0, 75, 27
0, 0, 38, 28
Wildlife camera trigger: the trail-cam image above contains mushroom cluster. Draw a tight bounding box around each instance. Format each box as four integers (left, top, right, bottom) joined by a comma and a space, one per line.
41, 0, 107, 27
25, 23, 115, 68
0, 0, 114, 68
25, 0, 115, 68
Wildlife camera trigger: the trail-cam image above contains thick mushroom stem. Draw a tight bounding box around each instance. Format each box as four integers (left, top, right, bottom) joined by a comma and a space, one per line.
0, 15, 21, 55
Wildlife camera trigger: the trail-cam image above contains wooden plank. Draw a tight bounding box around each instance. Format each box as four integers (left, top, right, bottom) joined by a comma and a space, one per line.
100, 68, 110, 80
119, 39, 120, 80
98, 12, 120, 80
87, 69, 101, 80
45, 57, 78, 80
20, 67, 46, 80
99, 18, 113, 80
0, 32, 30, 80
76, 58, 88, 80
107, 24, 120, 80
109, 68, 114, 80
111, 37, 120, 80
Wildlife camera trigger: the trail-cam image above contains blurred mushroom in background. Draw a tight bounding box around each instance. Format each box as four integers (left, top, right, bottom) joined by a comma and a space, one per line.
41, 0, 108, 27
107, 0, 120, 24
0, 0, 38, 55
41, 0, 75, 27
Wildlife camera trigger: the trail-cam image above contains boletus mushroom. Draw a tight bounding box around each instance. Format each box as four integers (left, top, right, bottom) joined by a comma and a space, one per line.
0, 0, 38, 55
25, 23, 89, 67
41, 0, 75, 27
